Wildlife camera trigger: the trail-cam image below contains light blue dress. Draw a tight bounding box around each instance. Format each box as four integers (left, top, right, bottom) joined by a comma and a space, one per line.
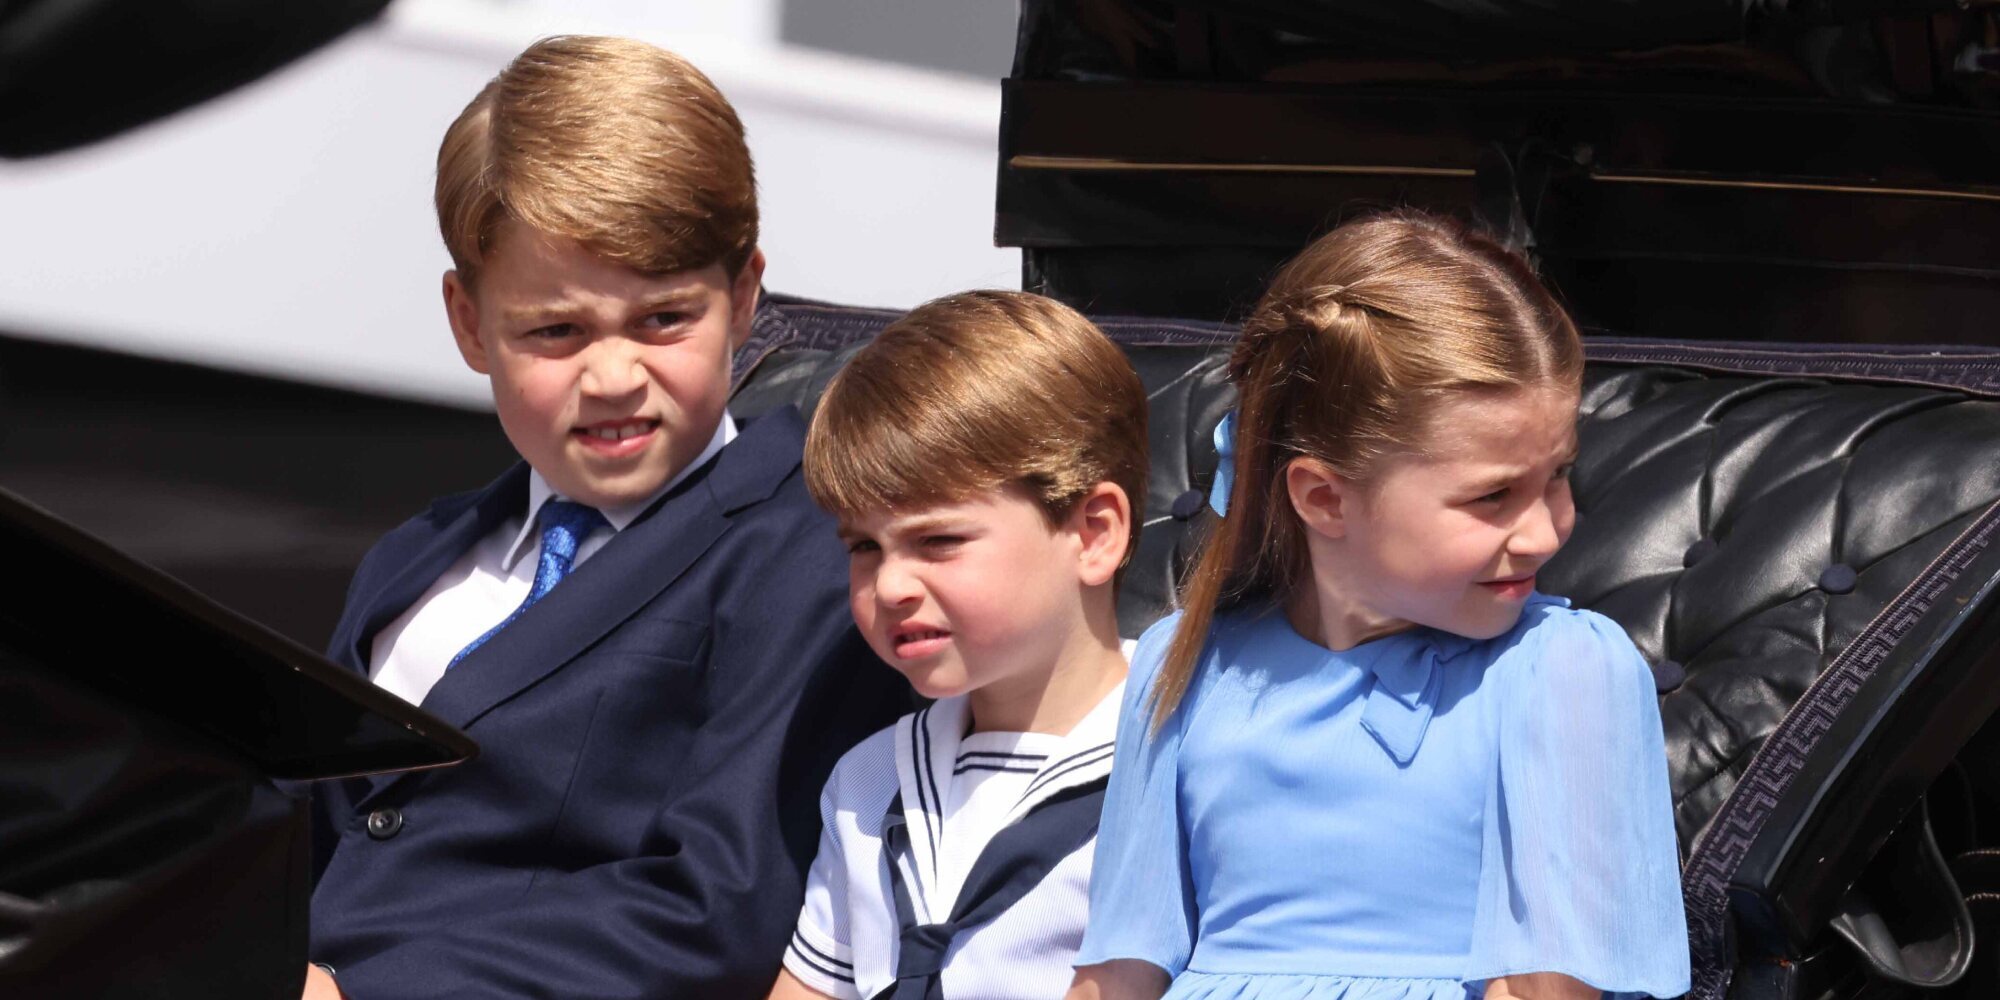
1076, 594, 1690, 1000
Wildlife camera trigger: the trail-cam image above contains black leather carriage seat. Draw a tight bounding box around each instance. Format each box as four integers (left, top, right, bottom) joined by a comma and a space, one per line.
730, 295, 2000, 996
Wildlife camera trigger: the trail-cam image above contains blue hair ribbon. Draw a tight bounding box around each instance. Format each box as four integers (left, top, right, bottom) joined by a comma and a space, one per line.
1208, 410, 1237, 517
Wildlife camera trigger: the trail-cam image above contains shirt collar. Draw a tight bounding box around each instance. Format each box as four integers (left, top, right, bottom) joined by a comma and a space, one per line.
501, 412, 739, 570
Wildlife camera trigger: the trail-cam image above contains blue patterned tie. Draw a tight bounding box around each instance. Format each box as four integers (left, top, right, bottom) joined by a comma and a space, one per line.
450, 500, 608, 668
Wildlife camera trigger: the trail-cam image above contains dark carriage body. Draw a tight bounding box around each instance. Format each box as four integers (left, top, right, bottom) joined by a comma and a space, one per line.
0, 486, 475, 998
997, 0, 2000, 348
977, 3, 2000, 995
5, 0, 2000, 996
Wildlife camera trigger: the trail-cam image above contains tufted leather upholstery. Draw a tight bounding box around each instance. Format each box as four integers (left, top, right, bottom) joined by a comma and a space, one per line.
732, 295, 2000, 998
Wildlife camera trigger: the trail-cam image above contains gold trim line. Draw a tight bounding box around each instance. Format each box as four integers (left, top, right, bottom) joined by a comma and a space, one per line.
1007, 155, 1474, 178
1006, 155, 2000, 204
1590, 171, 2000, 205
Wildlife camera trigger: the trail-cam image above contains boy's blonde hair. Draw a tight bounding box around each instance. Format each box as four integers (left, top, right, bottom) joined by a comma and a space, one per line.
804, 291, 1149, 560
436, 35, 757, 286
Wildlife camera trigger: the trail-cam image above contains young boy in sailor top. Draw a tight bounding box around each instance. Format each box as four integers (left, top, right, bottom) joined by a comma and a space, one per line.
768, 291, 1150, 1000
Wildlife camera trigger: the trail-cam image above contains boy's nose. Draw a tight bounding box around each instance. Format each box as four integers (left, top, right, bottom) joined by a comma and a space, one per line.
578, 341, 647, 398
873, 559, 924, 607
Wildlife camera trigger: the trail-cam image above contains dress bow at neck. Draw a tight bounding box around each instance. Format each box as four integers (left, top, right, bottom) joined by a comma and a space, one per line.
1358, 639, 1449, 766
1355, 595, 1567, 765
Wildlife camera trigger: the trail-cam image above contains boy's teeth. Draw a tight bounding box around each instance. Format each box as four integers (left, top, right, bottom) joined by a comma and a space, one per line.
588, 423, 649, 441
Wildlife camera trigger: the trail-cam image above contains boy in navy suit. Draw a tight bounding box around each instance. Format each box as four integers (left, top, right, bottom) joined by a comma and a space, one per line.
304, 36, 904, 1000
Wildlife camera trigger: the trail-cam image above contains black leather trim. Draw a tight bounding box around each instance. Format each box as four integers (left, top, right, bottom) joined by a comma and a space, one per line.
1688, 502, 2000, 999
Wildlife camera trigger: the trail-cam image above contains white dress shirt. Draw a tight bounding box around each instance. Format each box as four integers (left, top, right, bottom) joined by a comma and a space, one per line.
367, 414, 737, 705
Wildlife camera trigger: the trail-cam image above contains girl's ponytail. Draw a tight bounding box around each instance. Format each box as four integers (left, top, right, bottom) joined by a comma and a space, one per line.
1151, 502, 1240, 728
1150, 331, 1291, 728
1148, 303, 1336, 728
1146, 209, 1583, 730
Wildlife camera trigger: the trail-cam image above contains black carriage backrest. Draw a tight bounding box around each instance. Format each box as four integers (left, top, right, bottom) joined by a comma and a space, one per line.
731, 296, 2000, 994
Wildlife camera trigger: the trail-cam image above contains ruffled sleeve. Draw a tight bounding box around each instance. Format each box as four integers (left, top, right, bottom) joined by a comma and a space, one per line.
1465, 609, 1691, 999
1074, 615, 1198, 978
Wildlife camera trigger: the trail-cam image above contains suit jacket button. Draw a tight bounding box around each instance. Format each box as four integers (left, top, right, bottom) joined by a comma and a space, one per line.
366, 807, 404, 840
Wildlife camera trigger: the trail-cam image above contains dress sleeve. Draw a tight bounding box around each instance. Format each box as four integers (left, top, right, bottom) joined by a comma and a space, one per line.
782, 767, 862, 999
1464, 610, 1691, 999
1073, 617, 1198, 978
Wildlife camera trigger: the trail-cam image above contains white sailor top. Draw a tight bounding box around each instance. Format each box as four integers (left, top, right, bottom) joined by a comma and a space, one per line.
784, 681, 1124, 1000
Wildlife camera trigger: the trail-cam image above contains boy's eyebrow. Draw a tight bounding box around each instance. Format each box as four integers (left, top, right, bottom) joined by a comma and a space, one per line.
497, 299, 585, 325
634, 289, 706, 312
895, 514, 978, 536
494, 288, 704, 326
836, 513, 975, 541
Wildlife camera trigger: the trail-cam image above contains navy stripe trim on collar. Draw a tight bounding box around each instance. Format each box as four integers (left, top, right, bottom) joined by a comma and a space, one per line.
954, 762, 1043, 776
1020, 742, 1115, 803
956, 750, 1049, 762
910, 706, 941, 876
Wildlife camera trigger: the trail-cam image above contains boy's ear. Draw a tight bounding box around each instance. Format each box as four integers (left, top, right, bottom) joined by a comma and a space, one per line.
1286, 457, 1351, 540
1072, 482, 1133, 587
727, 248, 767, 351
442, 270, 490, 375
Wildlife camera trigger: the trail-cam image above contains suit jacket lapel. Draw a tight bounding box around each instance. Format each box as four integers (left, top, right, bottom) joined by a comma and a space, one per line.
331, 464, 529, 675
416, 481, 729, 733
355, 408, 810, 808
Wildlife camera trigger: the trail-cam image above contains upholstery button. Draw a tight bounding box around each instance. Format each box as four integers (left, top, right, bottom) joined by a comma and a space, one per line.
1682, 538, 1718, 568
365, 808, 403, 840
1819, 564, 1858, 595
1651, 659, 1687, 693
1170, 489, 1206, 521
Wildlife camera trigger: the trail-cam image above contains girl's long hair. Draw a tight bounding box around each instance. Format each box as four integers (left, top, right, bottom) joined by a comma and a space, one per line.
1150, 210, 1584, 728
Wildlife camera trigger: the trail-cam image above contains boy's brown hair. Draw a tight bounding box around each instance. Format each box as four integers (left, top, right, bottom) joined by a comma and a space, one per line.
804, 290, 1149, 560
435, 35, 758, 286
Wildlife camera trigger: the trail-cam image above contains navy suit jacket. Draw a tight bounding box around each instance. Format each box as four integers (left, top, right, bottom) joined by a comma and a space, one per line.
309, 408, 907, 999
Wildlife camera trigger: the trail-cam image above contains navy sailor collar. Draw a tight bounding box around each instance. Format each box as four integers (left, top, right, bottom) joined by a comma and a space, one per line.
888, 679, 1124, 921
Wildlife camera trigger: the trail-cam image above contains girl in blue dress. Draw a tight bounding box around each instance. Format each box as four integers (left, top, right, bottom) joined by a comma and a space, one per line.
1067, 211, 1690, 1000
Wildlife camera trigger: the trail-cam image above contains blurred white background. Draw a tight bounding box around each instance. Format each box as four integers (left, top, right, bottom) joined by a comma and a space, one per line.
0, 0, 1021, 407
